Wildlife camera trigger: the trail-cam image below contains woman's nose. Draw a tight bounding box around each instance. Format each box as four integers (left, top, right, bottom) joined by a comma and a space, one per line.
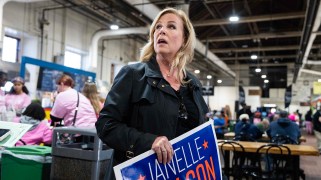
159, 27, 166, 35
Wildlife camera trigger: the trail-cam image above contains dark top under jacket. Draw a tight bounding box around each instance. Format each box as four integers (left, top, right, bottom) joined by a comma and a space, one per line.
95, 56, 209, 165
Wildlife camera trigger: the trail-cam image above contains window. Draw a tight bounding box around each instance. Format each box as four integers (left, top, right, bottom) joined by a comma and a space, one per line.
2, 36, 19, 62
64, 51, 82, 69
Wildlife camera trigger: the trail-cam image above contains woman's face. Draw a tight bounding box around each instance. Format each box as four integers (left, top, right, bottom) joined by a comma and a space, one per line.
56, 83, 65, 93
153, 13, 185, 59
13, 82, 23, 93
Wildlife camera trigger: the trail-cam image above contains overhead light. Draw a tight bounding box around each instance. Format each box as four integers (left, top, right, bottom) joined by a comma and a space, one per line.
255, 68, 261, 73
229, 15, 239, 22
110, 24, 119, 30
264, 79, 269, 83
261, 75, 266, 78
318, 79, 321, 82
251, 55, 258, 60
194, 69, 200, 74
264, 104, 276, 108
217, 79, 222, 83
207, 75, 212, 79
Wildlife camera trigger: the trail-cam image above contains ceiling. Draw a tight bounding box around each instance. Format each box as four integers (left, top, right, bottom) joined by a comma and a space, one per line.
52, 0, 321, 89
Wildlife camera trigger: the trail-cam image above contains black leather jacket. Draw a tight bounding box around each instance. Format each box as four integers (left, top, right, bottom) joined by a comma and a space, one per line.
96, 57, 208, 165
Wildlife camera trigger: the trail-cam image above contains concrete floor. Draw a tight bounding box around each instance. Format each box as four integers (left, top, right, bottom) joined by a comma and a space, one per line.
300, 130, 321, 180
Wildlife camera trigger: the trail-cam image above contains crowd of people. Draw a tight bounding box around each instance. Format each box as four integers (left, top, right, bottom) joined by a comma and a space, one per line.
205, 102, 321, 155
0, 71, 103, 146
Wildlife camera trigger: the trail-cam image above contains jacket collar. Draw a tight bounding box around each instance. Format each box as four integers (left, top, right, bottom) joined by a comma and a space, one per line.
144, 56, 201, 89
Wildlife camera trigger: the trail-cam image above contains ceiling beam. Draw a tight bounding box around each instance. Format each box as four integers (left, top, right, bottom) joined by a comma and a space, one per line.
193, 12, 305, 27
222, 54, 321, 61
211, 44, 320, 53
221, 55, 298, 61
202, 31, 301, 42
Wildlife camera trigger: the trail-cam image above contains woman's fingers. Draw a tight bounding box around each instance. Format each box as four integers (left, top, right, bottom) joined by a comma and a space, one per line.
155, 147, 163, 163
152, 136, 174, 164
164, 143, 173, 163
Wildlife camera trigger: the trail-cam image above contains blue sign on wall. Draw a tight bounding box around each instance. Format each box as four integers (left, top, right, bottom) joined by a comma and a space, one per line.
114, 121, 222, 180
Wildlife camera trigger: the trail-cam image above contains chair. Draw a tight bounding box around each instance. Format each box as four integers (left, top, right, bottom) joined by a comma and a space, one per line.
218, 140, 258, 180
270, 134, 305, 179
253, 143, 293, 179
271, 134, 299, 145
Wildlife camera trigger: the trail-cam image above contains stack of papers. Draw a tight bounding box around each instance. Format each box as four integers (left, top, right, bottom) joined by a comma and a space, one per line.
0, 121, 32, 147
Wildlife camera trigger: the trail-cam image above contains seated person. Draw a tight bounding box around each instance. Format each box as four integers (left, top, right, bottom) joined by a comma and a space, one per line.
267, 110, 301, 144
213, 111, 225, 139
15, 102, 53, 146
256, 118, 270, 134
234, 114, 263, 141
253, 111, 262, 125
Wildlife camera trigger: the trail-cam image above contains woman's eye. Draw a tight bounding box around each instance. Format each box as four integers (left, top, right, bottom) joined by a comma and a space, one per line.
168, 24, 176, 29
155, 24, 162, 30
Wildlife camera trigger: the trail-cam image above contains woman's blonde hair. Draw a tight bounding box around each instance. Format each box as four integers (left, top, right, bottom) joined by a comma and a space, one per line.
140, 7, 196, 84
82, 82, 101, 115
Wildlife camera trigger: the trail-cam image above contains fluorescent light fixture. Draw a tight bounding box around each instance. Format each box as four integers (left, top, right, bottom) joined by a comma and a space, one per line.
207, 75, 212, 79
194, 69, 200, 74
271, 108, 276, 113
264, 104, 276, 108
110, 24, 119, 30
318, 79, 321, 82
261, 75, 267, 78
264, 79, 269, 83
255, 68, 261, 73
217, 79, 222, 83
229, 16, 239, 22
251, 55, 258, 60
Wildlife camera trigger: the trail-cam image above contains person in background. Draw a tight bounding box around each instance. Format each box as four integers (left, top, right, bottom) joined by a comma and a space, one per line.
213, 111, 226, 139
5, 77, 31, 117
237, 102, 253, 120
313, 107, 321, 154
267, 110, 301, 144
223, 105, 231, 127
305, 108, 313, 134
50, 74, 97, 127
256, 119, 270, 135
82, 82, 103, 118
234, 114, 263, 141
16, 102, 53, 146
96, 7, 209, 169
253, 111, 262, 125
0, 71, 8, 115
288, 112, 299, 125
206, 111, 214, 121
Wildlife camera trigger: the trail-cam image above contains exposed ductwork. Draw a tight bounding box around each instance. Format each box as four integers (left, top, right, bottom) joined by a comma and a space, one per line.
89, 27, 149, 68
306, 60, 321, 65
0, 0, 49, 45
300, 68, 321, 76
294, 0, 321, 83
124, 0, 235, 78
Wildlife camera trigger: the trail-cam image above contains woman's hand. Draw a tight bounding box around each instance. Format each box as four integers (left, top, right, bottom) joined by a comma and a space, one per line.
151, 136, 174, 164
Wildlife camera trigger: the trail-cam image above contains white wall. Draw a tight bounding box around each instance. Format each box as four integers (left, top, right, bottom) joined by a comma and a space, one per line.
99, 38, 143, 82
207, 86, 261, 119
2, 1, 146, 98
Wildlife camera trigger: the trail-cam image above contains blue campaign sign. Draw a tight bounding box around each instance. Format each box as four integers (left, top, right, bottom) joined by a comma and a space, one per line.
114, 121, 222, 180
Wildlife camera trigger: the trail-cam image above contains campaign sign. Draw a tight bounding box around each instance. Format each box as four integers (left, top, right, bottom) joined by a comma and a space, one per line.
114, 121, 222, 180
